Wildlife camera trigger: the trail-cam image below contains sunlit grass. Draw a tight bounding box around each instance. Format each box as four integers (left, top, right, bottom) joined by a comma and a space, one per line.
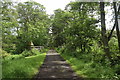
61, 53, 118, 79
2, 53, 46, 78
0, 61, 2, 79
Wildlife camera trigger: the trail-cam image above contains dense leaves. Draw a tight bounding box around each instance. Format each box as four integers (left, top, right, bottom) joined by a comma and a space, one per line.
1, 0, 120, 79
53, 1, 120, 79
1, 1, 49, 53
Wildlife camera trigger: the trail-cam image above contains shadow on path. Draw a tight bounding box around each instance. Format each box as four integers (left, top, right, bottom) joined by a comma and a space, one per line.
33, 50, 82, 80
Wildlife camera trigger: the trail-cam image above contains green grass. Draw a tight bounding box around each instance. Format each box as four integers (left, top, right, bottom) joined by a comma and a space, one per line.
61, 53, 119, 79
2, 53, 46, 78
0, 58, 2, 80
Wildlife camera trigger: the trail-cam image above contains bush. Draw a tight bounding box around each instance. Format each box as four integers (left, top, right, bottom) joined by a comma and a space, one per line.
2, 53, 46, 78
21, 50, 32, 57
0, 49, 11, 59
40, 48, 48, 53
21, 48, 41, 57
109, 37, 119, 54
31, 48, 40, 55
4, 55, 24, 61
61, 53, 119, 79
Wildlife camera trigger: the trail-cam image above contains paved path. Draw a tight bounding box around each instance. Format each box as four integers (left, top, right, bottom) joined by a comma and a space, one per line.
34, 50, 82, 80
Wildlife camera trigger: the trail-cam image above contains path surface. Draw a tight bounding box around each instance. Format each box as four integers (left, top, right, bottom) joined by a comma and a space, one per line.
34, 50, 82, 80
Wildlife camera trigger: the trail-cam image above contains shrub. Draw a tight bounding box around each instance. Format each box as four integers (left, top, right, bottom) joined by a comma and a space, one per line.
109, 37, 119, 54
31, 48, 40, 55
4, 55, 24, 61
40, 48, 48, 53
0, 49, 11, 59
2, 53, 46, 78
21, 50, 32, 57
21, 49, 41, 57
61, 53, 118, 79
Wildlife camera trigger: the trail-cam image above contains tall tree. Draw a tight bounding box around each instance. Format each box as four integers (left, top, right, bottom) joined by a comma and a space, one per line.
1, 1, 18, 53
100, 2, 112, 62
16, 1, 49, 53
51, 2, 99, 55
64, 2, 97, 52
51, 9, 72, 47
113, 2, 120, 52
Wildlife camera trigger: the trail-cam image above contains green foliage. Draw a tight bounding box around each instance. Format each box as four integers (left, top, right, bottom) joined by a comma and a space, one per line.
2, 49, 42, 63
1, 1, 18, 53
53, 2, 119, 79
2, 53, 46, 78
109, 37, 119, 54
1, 0, 120, 79
1, 1, 50, 54
0, 49, 11, 59
51, 2, 99, 53
16, 1, 50, 52
31, 48, 41, 55
21, 50, 32, 57
40, 48, 49, 53
61, 53, 119, 79
21, 48, 41, 57
51, 9, 71, 47
57, 36, 120, 79
3, 55, 24, 62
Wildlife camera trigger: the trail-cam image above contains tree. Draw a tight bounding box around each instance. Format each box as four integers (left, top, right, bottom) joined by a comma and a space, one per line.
51, 9, 72, 47
100, 1, 112, 62
113, 2, 120, 52
51, 2, 99, 57
1, 1, 49, 53
1, 1, 18, 53
16, 1, 49, 53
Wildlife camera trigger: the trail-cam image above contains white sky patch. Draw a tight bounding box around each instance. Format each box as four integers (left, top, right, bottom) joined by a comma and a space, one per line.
34, 0, 75, 15
105, 6, 114, 30
12, 0, 75, 15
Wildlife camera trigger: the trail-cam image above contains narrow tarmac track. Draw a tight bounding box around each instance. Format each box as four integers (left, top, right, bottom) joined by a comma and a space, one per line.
33, 50, 82, 80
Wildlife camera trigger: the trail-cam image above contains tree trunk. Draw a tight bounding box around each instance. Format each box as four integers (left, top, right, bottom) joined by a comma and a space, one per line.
108, 23, 116, 41
113, 2, 120, 52
108, 5, 120, 42
100, 2, 112, 62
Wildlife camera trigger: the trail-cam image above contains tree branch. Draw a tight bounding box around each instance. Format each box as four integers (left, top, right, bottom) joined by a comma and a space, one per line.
108, 23, 116, 41
108, 4, 120, 42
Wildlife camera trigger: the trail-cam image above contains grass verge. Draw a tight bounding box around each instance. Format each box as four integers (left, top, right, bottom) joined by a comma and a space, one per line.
2, 53, 46, 79
61, 53, 119, 79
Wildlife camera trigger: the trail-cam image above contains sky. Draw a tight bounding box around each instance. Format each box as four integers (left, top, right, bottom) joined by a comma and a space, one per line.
12, 0, 75, 15
35, 0, 75, 15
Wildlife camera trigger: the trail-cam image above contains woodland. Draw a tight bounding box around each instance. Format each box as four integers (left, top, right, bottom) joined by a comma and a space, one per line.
0, 0, 120, 79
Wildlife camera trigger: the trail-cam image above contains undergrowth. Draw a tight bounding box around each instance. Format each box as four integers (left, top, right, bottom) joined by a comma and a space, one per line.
2, 49, 46, 79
